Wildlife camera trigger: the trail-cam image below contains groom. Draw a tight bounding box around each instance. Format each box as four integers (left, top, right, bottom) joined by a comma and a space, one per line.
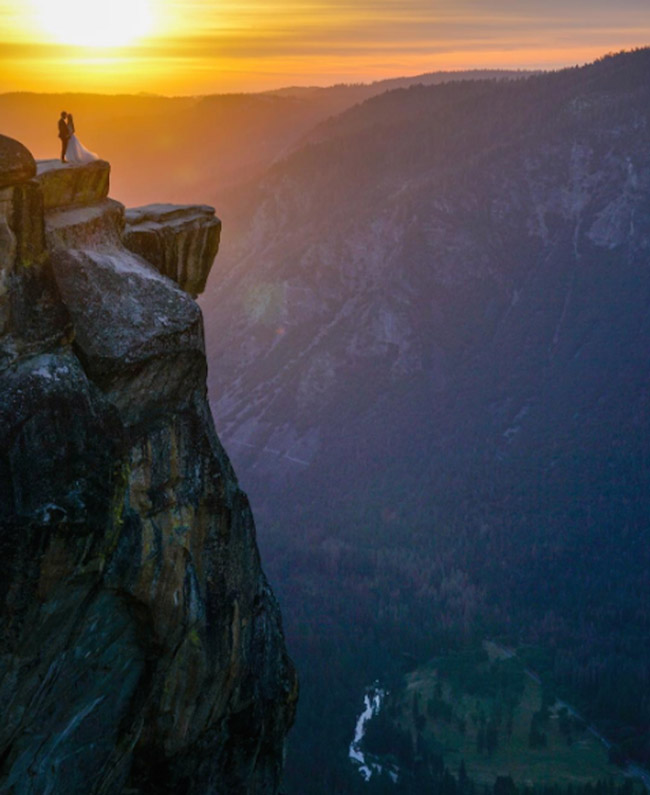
58, 111, 70, 163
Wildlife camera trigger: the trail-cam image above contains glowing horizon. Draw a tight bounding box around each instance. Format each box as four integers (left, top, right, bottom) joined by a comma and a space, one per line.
1, 1, 649, 96
32, 0, 152, 48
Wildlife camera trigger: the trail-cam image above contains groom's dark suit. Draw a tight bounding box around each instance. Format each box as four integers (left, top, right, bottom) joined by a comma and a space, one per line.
58, 116, 70, 162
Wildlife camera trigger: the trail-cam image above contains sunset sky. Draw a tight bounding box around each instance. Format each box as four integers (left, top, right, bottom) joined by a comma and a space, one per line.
1, 0, 649, 96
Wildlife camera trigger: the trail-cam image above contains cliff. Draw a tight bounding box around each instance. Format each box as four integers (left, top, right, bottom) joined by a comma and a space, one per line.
0, 136, 297, 794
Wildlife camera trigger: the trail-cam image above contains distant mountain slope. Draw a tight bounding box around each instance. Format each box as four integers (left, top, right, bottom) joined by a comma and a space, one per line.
204, 48, 650, 486
260, 68, 531, 100
200, 48, 650, 783
0, 71, 527, 208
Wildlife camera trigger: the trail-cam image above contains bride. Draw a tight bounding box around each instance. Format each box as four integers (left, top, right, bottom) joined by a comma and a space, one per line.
65, 114, 99, 164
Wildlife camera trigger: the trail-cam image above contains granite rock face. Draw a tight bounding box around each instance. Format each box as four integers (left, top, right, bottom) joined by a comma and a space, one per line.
45, 198, 125, 251
0, 137, 296, 795
124, 204, 221, 297
36, 158, 110, 210
0, 152, 65, 367
0, 135, 36, 190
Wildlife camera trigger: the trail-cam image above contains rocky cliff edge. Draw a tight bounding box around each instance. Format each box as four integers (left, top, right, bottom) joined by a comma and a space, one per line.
0, 136, 297, 795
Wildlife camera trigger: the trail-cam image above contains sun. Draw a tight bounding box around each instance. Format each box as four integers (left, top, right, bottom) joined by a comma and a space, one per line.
33, 0, 153, 48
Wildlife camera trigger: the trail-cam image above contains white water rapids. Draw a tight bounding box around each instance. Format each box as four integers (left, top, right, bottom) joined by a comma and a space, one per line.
349, 687, 399, 783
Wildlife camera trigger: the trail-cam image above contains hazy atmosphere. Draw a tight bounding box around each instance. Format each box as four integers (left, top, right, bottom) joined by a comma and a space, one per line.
2, 1, 650, 794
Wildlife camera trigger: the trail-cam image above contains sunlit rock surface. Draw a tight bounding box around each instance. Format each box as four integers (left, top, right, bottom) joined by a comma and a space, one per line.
36, 158, 110, 210
0, 138, 297, 795
0, 135, 36, 189
124, 204, 221, 296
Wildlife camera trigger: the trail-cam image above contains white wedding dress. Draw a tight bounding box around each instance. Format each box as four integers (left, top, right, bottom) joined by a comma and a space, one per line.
66, 132, 99, 165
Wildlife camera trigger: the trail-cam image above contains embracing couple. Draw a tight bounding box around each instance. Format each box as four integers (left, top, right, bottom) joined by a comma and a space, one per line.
58, 111, 99, 165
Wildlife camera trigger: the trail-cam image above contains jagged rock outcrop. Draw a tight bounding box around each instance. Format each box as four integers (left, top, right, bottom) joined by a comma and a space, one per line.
124, 204, 221, 297
0, 138, 296, 794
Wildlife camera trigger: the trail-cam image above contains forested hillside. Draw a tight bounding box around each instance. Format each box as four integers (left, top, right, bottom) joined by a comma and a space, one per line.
200, 49, 650, 791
